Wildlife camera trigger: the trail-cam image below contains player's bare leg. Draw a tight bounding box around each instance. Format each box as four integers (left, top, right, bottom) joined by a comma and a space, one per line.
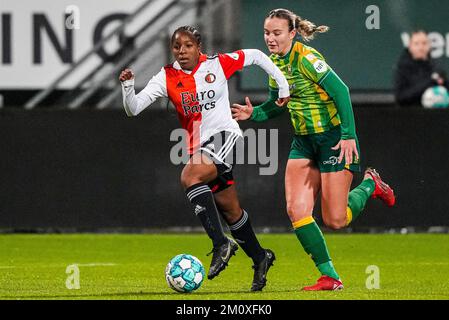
321, 167, 395, 230
285, 159, 343, 291
213, 185, 241, 224
285, 159, 321, 224
214, 185, 275, 291
320, 169, 353, 230
181, 153, 237, 280
181, 152, 218, 187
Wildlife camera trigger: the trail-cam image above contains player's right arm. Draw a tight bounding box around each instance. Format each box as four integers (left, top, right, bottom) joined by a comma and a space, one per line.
120, 68, 167, 117
229, 50, 289, 122
232, 84, 287, 122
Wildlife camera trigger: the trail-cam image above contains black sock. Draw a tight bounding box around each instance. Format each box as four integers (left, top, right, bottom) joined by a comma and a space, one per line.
186, 183, 228, 248
228, 209, 265, 264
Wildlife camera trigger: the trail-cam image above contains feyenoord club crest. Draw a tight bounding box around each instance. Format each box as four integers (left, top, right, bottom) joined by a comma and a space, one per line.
205, 73, 216, 83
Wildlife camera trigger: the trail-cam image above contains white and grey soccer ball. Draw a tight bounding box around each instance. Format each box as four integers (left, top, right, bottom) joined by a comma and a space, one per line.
165, 254, 205, 293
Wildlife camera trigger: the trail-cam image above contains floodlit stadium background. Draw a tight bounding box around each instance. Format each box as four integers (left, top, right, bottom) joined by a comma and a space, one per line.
1, 0, 449, 302
0, 0, 448, 232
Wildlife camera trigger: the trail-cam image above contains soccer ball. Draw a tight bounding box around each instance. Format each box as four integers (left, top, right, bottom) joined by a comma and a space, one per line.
421, 86, 449, 108
165, 254, 205, 293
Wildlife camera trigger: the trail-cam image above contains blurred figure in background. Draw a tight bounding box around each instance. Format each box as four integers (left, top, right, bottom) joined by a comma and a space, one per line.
394, 30, 449, 107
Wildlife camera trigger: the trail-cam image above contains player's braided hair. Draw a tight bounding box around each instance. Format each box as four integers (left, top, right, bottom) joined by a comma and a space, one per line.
171, 26, 202, 46
267, 8, 329, 42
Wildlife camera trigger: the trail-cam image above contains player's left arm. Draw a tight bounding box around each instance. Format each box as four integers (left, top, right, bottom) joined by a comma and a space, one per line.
320, 70, 359, 164
301, 53, 357, 140
319, 70, 356, 140
301, 53, 358, 164
242, 49, 290, 102
219, 49, 290, 103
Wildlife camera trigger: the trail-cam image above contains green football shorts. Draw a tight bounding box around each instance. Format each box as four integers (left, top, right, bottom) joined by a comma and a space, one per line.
288, 125, 361, 173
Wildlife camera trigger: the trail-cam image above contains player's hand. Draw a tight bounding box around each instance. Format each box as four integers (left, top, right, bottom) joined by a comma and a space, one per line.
275, 96, 290, 107
331, 139, 359, 165
119, 68, 135, 82
231, 97, 254, 121
432, 72, 445, 86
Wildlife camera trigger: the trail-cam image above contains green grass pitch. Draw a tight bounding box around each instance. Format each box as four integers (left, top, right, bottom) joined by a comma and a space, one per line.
1, 233, 448, 300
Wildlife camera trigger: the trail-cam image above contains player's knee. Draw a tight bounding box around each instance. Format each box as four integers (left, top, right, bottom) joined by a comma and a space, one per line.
180, 172, 190, 189
220, 209, 241, 225
180, 169, 203, 189
323, 216, 347, 230
180, 175, 201, 189
286, 201, 312, 222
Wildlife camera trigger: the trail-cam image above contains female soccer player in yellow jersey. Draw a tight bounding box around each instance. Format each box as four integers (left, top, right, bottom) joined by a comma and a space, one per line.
232, 8, 396, 291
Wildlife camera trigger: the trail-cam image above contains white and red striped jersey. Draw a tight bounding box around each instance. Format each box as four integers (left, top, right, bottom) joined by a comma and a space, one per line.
122, 49, 289, 153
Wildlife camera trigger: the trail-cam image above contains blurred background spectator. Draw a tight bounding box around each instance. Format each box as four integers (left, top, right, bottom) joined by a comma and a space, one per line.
1, 0, 449, 232
394, 30, 449, 107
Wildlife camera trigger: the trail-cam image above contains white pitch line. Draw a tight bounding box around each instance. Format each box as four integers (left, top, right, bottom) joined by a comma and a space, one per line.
75, 263, 117, 267
0, 263, 118, 269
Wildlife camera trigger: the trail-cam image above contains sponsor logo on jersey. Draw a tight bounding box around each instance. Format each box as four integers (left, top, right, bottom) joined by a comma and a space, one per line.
313, 60, 328, 73
180, 90, 217, 116
205, 73, 216, 83
306, 53, 317, 62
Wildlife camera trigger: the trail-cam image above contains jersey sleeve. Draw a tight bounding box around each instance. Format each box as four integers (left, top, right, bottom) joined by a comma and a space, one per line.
268, 75, 278, 90
122, 68, 167, 116
299, 51, 331, 84
141, 67, 168, 99
242, 49, 289, 98
218, 50, 245, 79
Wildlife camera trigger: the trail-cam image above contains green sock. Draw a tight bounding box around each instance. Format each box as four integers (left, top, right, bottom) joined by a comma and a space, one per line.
294, 219, 340, 280
347, 179, 375, 223
317, 261, 339, 280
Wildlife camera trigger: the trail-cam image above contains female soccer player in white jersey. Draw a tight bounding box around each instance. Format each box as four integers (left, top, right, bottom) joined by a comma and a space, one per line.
120, 26, 290, 291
